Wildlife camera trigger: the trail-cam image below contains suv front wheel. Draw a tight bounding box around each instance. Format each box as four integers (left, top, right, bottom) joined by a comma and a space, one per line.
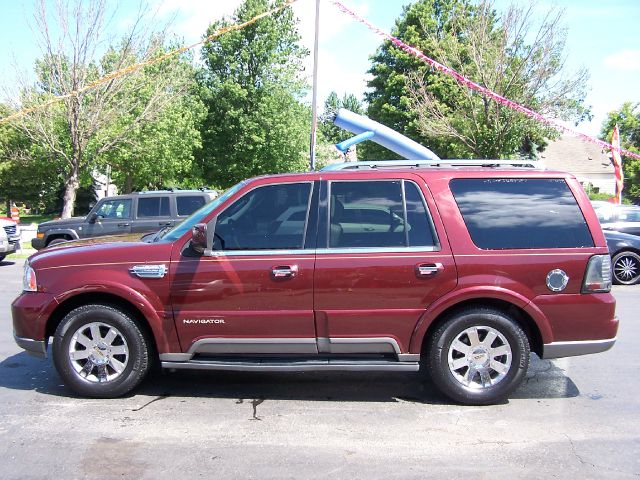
52, 304, 150, 398
425, 308, 530, 405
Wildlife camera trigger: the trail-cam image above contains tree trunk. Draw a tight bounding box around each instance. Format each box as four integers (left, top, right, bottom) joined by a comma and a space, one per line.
124, 174, 133, 194
61, 165, 80, 219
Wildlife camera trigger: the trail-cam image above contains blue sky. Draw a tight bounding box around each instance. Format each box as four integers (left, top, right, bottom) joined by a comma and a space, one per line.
1, 0, 639, 137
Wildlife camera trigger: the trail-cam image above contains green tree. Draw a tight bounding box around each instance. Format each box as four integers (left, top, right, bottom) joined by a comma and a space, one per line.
198, 0, 310, 188
364, 0, 589, 160
8, 0, 201, 217
600, 102, 640, 201
319, 91, 364, 144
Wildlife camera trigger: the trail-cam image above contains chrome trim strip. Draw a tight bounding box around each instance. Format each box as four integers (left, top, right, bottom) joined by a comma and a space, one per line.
14, 335, 47, 358
205, 249, 316, 257
202, 246, 440, 257
159, 353, 192, 362
397, 353, 420, 362
129, 264, 167, 278
329, 337, 401, 354
161, 360, 419, 372
542, 338, 616, 359
188, 338, 318, 355
319, 246, 438, 254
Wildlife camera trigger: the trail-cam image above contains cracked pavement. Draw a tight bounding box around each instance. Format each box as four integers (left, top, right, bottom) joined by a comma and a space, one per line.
1, 259, 639, 479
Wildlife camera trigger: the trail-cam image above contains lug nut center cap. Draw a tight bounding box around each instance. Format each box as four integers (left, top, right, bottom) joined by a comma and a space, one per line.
469, 348, 489, 367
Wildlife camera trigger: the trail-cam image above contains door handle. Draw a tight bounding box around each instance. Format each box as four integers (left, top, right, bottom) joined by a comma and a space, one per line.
117, 223, 130, 227
416, 263, 444, 277
159, 222, 172, 226
272, 265, 298, 279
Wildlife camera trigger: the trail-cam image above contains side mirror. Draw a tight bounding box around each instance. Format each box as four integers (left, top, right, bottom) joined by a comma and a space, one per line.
87, 212, 98, 224
191, 223, 207, 254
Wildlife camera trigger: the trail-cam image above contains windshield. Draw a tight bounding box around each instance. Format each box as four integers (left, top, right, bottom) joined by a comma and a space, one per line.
160, 181, 246, 243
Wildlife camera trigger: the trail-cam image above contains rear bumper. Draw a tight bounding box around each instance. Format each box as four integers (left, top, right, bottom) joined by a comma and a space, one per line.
14, 334, 47, 358
542, 337, 616, 359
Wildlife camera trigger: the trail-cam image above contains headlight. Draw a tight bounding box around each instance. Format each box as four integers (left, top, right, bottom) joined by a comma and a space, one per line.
23, 262, 38, 292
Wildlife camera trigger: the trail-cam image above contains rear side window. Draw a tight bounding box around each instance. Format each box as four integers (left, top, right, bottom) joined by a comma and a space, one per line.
177, 195, 206, 216
450, 178, 594, 249
328, 180, 437, 249
137, 197, 170, 218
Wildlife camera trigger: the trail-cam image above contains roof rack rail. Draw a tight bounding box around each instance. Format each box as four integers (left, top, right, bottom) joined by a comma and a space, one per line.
321, 159, 544, 171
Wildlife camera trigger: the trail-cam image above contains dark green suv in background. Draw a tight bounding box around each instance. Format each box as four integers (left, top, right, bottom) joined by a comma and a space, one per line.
32, 189, 217, 249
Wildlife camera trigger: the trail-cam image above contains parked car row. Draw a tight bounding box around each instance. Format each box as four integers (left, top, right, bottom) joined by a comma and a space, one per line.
0, 217, 20, 262
32, 189, 217, 249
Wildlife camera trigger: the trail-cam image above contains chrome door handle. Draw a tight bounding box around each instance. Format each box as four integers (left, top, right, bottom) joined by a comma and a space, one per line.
272, 265, 298, 279
117, 223, 130, 227
416, 263, 444, 277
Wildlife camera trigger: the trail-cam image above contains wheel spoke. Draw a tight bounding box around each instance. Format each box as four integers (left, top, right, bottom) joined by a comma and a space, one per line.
464, 367, 477, 385
109, 357, 126, 374
70, 349, 91, 360
80, 360, 94, 377
90, 324, 102, 342
466, 328, 480, 347
103, 329, 118, 346
110, 345, 127, 356
96, 364, 108, 382
75, 333, 93, 348
481, 330, 497, 348
451, 339, 471, 355
450, 357, 468, 371
490, 359, 509, 375
491, 345, 510, 358
478, 368, 492, 387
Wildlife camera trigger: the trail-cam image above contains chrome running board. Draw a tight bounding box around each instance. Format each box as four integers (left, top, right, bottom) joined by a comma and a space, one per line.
161, 358, 419, 372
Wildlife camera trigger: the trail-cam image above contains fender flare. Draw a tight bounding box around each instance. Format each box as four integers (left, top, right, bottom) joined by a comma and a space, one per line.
408, 286, 553, 353
45, 228, 79, 242
53, 281, 179, 353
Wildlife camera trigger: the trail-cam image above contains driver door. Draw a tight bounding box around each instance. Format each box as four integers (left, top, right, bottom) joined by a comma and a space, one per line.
170, 181, 318, 356
82, 198, 133, 238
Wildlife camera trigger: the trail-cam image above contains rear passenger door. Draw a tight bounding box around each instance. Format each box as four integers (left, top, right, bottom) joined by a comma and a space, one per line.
313, 176, 458, 357
132, 195, 173, 233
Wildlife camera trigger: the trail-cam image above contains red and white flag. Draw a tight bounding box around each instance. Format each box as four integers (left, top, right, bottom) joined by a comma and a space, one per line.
611, 124, 624, 204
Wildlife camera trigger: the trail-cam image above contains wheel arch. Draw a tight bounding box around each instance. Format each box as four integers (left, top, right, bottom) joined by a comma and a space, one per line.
411, 295, 545, 358
45, 291, 166, 359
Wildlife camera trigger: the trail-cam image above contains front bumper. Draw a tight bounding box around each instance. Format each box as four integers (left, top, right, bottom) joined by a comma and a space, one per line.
14, 334, 47, 358
31, 237, 45, 250
0, 238, 18, 254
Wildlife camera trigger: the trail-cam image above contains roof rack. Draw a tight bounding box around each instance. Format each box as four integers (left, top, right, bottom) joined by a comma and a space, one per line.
321, 159, 544, 171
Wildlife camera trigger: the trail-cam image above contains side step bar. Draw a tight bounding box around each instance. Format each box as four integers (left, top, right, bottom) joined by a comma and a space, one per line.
161, 359, 419, 372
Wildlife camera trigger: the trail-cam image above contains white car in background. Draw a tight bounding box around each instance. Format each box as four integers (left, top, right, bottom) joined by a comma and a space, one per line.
0, 218, 20, 262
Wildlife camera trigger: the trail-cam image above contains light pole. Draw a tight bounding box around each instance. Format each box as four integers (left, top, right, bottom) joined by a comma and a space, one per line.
309, 0, 320, 171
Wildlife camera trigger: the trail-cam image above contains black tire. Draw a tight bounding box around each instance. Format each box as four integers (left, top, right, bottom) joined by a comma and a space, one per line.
425, 308, 530, 405
52, 304, 150, 398
47, 238, 69, 247
612, 251, 640, 285
0, 254, 6, 262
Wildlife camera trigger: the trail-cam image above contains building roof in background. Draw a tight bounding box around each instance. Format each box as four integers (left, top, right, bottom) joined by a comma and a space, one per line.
540, 135, 614, 174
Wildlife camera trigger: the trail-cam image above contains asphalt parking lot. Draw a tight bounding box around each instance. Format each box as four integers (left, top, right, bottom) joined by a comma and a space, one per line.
1, 258, 639, 479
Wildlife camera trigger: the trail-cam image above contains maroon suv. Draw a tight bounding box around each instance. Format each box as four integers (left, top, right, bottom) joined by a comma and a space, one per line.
12, 162, 617, 404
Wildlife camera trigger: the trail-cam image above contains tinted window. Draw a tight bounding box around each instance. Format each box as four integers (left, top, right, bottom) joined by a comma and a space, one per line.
177, 195, 206, 216
137, 197, 170, 218
95, 199, 131, 219
214, 183, 312, 250
404, 182, 437, 247
330, 181, 405, 248
450, 178, 594, 249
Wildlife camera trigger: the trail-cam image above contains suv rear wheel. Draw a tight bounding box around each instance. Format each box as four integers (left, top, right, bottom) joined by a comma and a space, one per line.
425, 308, 530, 405
52, 304, 150, 398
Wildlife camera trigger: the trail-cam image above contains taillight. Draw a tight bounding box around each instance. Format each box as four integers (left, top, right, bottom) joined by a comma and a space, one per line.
582, 255, 612, 293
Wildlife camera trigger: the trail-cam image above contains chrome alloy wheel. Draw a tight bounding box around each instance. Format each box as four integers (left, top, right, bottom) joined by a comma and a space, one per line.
613, 253, 640, 285
68, 322, 129, 383
447, 325, 512, 389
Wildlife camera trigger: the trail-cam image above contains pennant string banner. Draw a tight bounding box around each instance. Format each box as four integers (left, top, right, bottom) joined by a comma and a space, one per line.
0, 0, 298, 126
331, 1, 640, 161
